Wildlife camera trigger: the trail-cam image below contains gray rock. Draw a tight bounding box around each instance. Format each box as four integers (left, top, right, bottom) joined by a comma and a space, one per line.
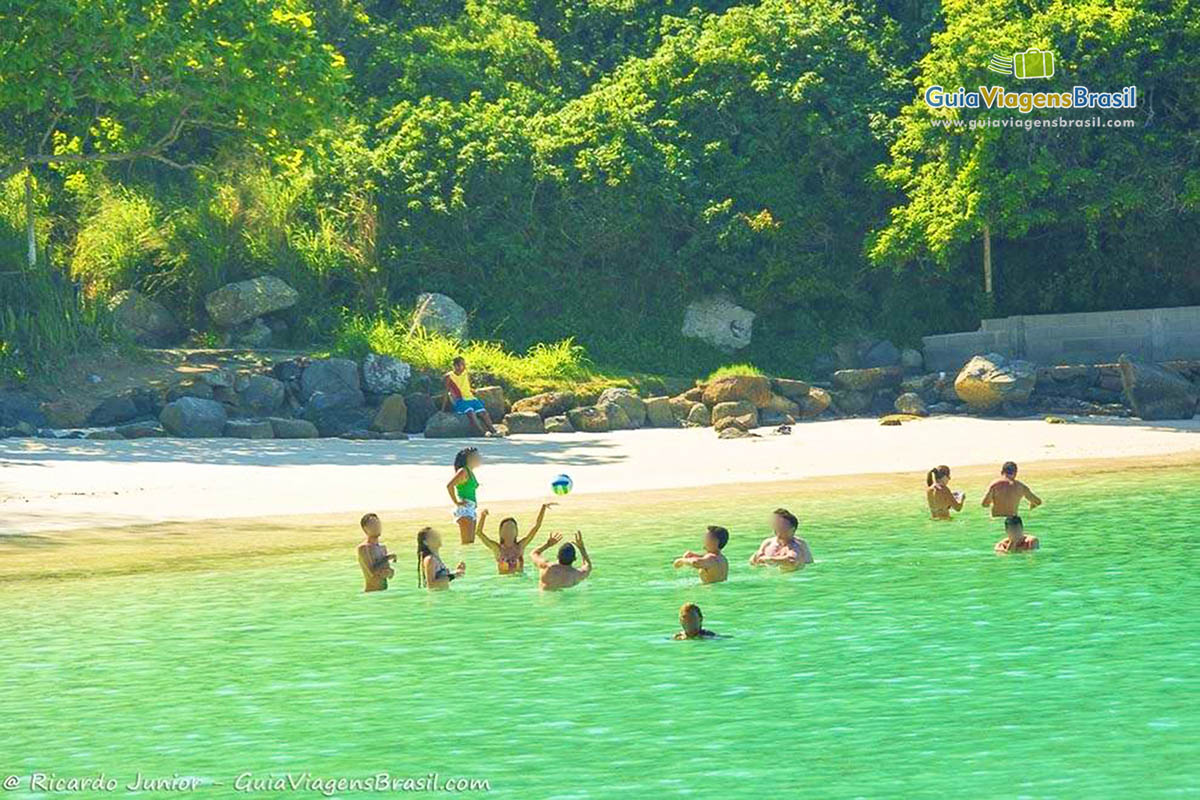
234, 317, 274, 348
167, 380, 215, 402
567, 406, 610, 433
832, 389, 872, 416
711, 400, 758, 430
0, 392, 46, 429
362, 353, 411, 395
503, 411, 545, 434
107, 290, 181, 346
644, 396, 675, 428
84, 428, 125, 440
771, 378, 811, 402
411, 293, 468, 339
901, 348, 924, 372
269, 417, 319, 439
511, 391, 577, 418
339, 429, 380, 440
1118, 355, 1199, 420
475, 385, 509, 420
304, 391, 370, 436
224, 420, 275, 439
301, 358, 363, 405
832, 367, 904, 392
596, 387, 646, 428
894, 392, 929, 416
239, 374, 286, 415
371, 395, 408, 433
597, 400, 632, 430
160, 397, 228, 438
424, 410, 480, 438
686, 402, 711, 427
544, 414, 574, 433
861, 339, 901, 368
404, 392, 436, 433
116, 421, 166, 439
204, 275, 299, 327
681, 295, 755, 351
88, 392, 140, 426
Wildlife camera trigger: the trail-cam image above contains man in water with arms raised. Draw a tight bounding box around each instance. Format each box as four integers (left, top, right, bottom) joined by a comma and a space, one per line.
531, 531, 592, 590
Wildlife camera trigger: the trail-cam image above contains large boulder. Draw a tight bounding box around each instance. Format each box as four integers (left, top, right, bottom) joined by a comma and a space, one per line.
300, 358, 363, 405
108, 290, 181, 346
89, 388, 158, 426
894, 392, 929, 416
224, 420, 274, 439
1118, 355, 1199, 420
269, 417, 319, 439
596, 387, 646, 428
860, 339, 901, 368
681, 295, 755, 351
204, 275, 298, 327
511, 391, 576, 418
424, 410, 480, 438
160, 397, 227, 438
597, 400, 632, 430
238, 375, 286, 415
832, 367, 903, 392
954, 353, 1037, 412
711, 400, 758, 430
644, 396, 675, 428
503, 411, 545, 435
370, 394, 408, 433
686, 403, 711, 427
771, 378, 811, 403
831, 389, 873, 416
761, 393, 800, 424
796, 387, 831, 418
361, 353, 411, 395
304, 391, 370, 437
404, 392, 436, 433
411, 292, 468, 339
545, 414, 574, 433
567, 406, 611, 433
475, 385, 509, 421
702, 375, 772, 408
901, 348, 925, 372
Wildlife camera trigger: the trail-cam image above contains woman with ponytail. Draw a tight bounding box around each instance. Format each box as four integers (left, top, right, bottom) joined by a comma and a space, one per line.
926, 465, 965, 520
417, 527, 465, 591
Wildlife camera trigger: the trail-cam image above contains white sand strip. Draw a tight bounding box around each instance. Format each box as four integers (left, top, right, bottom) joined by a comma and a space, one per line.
1, 416, 1197, 534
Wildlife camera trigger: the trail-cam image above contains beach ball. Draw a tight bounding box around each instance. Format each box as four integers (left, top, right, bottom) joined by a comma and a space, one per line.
551, 474, 573, 496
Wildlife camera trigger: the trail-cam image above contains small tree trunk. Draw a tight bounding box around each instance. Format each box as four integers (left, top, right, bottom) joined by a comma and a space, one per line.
24, 167, 36, 268
982, 222, 993, 296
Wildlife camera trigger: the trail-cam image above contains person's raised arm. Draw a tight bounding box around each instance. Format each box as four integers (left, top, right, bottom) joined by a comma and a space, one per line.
530, 532, 561, 569
447, 468, 468, 506
574, 532, 592, 578
474, 510, 499, 553
522, 502, 556, 546
1023, 483, 1043, 509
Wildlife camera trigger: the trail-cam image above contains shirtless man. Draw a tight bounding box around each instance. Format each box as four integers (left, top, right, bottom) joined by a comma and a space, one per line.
530, 531, 592, 591
673, 525, 729, 583
994, 515, 1039, 553
673, 603, 717, 640
982, 461, 1042, 518
356, 512, 396, 592
749, 508, 813, 572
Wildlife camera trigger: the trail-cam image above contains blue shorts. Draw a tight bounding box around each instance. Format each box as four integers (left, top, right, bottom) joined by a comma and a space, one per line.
454, 398, 486, 415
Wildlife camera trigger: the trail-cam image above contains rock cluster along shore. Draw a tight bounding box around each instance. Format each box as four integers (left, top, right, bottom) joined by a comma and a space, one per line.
1, 349, 1198, 443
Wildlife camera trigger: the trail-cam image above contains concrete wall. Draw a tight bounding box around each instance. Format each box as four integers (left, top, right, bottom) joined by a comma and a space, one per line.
922, 306, 1200, 371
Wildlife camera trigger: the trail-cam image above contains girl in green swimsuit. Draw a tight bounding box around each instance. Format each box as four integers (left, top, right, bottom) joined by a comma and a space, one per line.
447, 447, 482, 544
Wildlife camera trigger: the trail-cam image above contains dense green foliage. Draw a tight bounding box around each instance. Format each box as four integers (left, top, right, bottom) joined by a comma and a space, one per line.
2, 0, 1198, 381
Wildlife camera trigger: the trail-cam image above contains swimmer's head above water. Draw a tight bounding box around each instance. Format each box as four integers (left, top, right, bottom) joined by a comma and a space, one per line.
704, 525, 729, 553
361, 512, 381, 539
499, 517, 519, 544
927, 465, 951, 486
557, 542, 577, 565
772, 508, 799, 538
1001, 461, 1019, 478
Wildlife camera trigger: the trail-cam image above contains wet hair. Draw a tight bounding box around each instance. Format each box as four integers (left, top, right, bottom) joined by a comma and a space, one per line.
706, 525, 729, 550
927, 465, 951, 487
360, 512, 379, 531
417, 527, 435, 587
773, 508, 799, 531
1001, 461, 1018, 477
1005, 515, 1024, 532
557, 543, 577, 565
454, 447, 479, 471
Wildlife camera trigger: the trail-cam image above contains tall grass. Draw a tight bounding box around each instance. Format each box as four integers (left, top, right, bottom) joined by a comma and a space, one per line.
705, 363, 767, 381
333, 310, 595, 394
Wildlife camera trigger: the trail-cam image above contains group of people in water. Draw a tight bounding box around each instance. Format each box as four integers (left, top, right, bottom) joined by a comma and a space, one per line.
356, 447, 1044, 639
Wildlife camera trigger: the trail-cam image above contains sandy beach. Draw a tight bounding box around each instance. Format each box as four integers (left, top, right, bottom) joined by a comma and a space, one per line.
3, 415, 1198, 536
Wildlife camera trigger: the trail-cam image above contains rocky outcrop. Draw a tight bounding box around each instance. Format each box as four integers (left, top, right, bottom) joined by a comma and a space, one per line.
597, 400, 632, 430
238, 375, 286, 415
503, 411, 545, 434
545, 414, 574, 433
954, 353, 1036, 412
301, 358, 363, 405
711, 400, 757, 430
860, 339, 901, 368
702, 375, 772, 408
831, 389, 872, 416
686, 403, 711, 427
771, 378, 811, 403
901, 348, 924, 372
597, 387, 646, 428
371, 394, 408, 432
1118, 355, 1199, 420
567, 406, 610, 433
361, 353, 411, 395
160, 397, 227, 438
681, 295, 755, 351
404, 392, 436, 433
108, 290, 181, 346
796, 387, 831, 418
304, 391, 370, 437
269, 417, 319, 439
832, 367, 903, 392
88, 388, 159, 427
511, 391, 576, 418
411, 293, 468, 339
425, 410, 479, 438
205, 276, 298, 327
644, 396, 675, 428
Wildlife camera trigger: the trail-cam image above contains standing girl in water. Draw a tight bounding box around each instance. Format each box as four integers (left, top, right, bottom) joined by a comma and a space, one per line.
417, 527, 465, 591
474, 503, 556, 575
447, 447, 482, 544
926, 465, 965, 520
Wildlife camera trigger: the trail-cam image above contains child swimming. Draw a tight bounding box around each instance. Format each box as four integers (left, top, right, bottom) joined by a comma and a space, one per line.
475, 503, 556, 574
673, 603, 717, 640
926, 465, 965, 520
994, 515, 1039, 553
447, 447, 482, 544
673, 525, 730, 583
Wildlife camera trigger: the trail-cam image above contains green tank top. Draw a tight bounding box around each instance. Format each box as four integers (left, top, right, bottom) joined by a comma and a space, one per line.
458, 468, 478, 502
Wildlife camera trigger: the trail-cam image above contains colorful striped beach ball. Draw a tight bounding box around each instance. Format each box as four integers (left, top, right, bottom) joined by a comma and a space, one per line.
551, 474, 573, 496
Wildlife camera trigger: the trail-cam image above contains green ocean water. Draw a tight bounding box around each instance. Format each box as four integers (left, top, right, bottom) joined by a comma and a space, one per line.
1, 468, 1198, 799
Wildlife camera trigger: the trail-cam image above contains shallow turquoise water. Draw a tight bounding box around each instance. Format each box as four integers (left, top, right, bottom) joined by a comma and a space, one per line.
1, 469, 1198, 798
